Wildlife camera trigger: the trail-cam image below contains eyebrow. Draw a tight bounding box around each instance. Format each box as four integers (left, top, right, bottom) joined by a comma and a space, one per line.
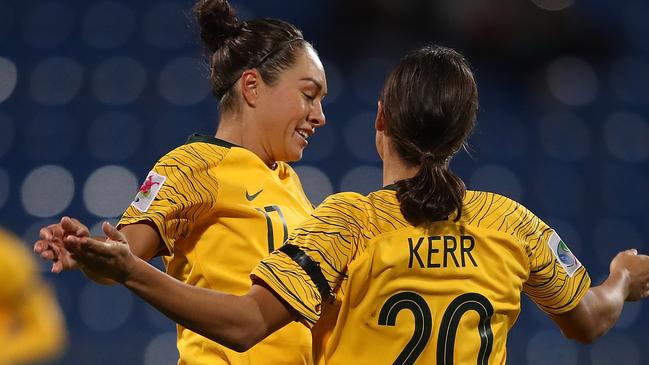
301, 77, 324, 92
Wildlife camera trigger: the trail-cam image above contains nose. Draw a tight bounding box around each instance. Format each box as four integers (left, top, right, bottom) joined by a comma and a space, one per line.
309, 100, 326, 128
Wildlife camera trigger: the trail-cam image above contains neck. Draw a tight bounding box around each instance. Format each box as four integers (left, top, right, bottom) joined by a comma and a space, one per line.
215, 115, 276, 168
381, 153, 419, 186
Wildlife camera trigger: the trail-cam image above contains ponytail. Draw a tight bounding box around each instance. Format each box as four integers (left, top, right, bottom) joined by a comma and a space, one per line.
395, 158, 466, 226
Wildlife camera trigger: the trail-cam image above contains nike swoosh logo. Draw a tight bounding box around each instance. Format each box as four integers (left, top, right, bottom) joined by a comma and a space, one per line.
246, 189, 263, 201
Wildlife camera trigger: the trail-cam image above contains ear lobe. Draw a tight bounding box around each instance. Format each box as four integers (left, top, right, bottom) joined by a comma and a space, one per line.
375, 101, 386, 132
241, 70, 260, 107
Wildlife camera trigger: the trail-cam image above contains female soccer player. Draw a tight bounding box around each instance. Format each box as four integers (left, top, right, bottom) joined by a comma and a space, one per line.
58, 45, 649, 364
33, 0, 326, 364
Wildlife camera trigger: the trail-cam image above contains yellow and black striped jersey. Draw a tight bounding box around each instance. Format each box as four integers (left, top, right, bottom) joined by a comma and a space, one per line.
252, 186, 591, 365
119, 134, 314, 365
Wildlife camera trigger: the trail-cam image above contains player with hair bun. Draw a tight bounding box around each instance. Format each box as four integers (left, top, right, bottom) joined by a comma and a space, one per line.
34, 0, 327, 363
58, 44, 649, 364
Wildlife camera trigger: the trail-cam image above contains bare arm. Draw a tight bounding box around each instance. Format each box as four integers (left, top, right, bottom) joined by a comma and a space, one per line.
65, 222, 295, 351
550, 249, 649, 343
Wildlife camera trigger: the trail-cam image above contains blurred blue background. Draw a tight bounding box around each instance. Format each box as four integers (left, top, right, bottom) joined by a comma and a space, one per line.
1, 0, 648, 364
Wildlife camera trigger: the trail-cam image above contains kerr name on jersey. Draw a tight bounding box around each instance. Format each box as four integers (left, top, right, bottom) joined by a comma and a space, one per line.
408, 235, 478, 269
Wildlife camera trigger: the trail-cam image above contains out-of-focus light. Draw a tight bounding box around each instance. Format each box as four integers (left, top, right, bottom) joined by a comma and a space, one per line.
344, 112, 380, 163
30, 57, 83, 106
351, 56, 394, 105
589, 333, 640, 365
142, 2, 191, 49
593, 219, 643, 268
539, 112, 590, 162
88, 112, 143, 162
322, 59, 345, 106
89, 219, 119, 237
21, 1, 74, 48
144, 332, 179, 365
82, 2, 136, 49
546, 57, 598, 106
0, 57, 17, 103
293, 165, 334, 205
0, 113, 13, 157
158, 57, 211, 106
0, 168, 9, 210
79, 283, 134, 332
469, 164, 523, 202
21, 165, 75, 218
610, 57, 649, 106
339, 165, 382, 195
83, 165, 138, 218
526, 329, 578, 365
531, 0, 575, 11
92, 57, 147, 105
604, 111, 649, 162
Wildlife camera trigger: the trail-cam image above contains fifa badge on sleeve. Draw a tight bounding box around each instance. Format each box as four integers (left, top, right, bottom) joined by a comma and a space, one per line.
132, 171, 167, 212
548, 231, 582, 277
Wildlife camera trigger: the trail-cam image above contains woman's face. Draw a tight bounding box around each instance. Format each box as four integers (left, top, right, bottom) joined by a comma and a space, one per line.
255, 46, 327, 163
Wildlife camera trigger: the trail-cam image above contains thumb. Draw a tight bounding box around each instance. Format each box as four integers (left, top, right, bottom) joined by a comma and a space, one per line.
627, 249, 638, 256
102, 221, 125, 242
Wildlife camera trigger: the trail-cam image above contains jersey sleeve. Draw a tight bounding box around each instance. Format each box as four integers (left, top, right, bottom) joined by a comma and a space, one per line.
517, 205, 591, 314
251, 192, 366, 327
118, 147, 220, 254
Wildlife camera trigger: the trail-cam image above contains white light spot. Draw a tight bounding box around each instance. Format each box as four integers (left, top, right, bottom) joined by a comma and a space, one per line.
0, 112, 13, 157
21, 166, 74, 218
82, 2, 136, 49
526, 329, 578, 365
531, 0, 575, 11
0, 57, 17, 103
88, 112, 143, 162
158, 57, 210, 106
30, 57, 83, 105
0, 167, 9, 209
604, 111, 649, 162
339, 166, 382, 195
546, 57, 597, 106
539, 113, 590, 161
469, 164, 523, 202
344, 112, 380, 162
83, 166, 138, 218
293, 165, 334, 205
142, 2, 191, 49
92, 57, 147, 105
143, 332, 179, 365
590, 333, 640, 365
79, 283, 134, 332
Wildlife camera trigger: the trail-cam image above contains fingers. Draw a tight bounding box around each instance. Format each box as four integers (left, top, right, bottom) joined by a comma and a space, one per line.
102, 221, 125, 242
61, 216, 90, 237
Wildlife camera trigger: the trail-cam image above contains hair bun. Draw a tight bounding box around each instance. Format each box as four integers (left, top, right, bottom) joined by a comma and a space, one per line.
194, 0, 242, 52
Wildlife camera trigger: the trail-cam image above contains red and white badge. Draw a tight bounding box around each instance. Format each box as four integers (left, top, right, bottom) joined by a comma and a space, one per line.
131, 171, 166, 212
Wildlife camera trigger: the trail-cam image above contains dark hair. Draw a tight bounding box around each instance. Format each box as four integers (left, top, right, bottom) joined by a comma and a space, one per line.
380, 45, 478, 226
194, 0, 311, 112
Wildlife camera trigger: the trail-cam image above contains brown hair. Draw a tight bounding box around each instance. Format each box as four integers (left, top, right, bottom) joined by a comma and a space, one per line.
380, 45, 478, 225
194, 0, 311, 112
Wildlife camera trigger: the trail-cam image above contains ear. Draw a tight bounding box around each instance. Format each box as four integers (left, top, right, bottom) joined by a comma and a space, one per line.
240, 69, 261, 107
375, 100, 386, 132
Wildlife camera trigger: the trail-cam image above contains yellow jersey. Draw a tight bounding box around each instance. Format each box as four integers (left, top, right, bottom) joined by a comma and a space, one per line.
0, 227, 66, 364
119, 134, 313, 365
252, 186, 591, 365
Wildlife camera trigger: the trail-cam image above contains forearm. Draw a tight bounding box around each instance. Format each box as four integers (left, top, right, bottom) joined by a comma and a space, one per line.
553, 270, 628, 343
123, 258, 268, 351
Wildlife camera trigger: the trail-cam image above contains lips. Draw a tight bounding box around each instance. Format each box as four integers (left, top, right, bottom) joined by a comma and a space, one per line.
296, 128, 313, 141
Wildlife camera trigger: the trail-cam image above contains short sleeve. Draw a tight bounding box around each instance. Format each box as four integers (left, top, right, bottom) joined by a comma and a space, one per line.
519, 208, 591, 314
118, 149, 219, 254
251, 193, 365, 327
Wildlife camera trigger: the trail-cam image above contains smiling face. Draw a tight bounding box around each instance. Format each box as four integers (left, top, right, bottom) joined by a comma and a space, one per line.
253, 46, 327, 163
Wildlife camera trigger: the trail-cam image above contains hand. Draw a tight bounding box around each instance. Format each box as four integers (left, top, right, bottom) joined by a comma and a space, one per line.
64, 221, 137, 283
609, 249, 649, 301
33, 216, 89, 273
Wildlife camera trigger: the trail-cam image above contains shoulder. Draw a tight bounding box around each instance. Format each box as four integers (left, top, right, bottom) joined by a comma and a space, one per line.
157, 137, 231, 169
462, 190, 550, 241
